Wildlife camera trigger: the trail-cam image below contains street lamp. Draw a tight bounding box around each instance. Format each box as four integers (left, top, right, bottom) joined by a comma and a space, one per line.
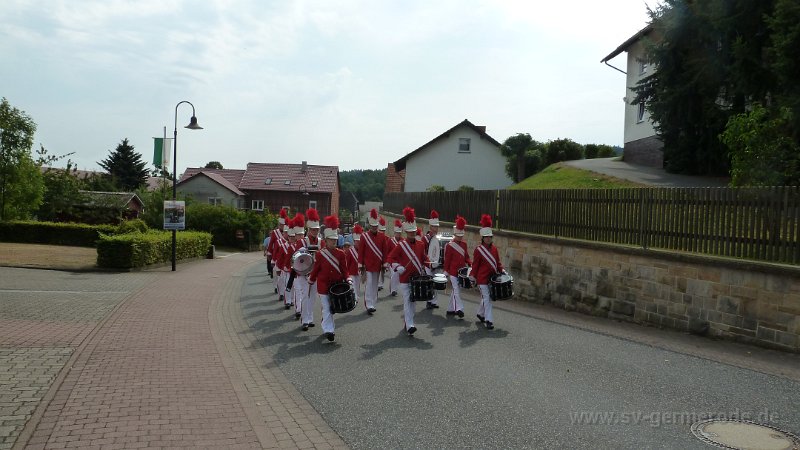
171, 101, 203, 271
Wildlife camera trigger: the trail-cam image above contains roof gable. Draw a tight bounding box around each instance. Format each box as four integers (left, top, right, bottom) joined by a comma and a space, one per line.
239, 163, 339, 193
601, 24, 653, 63
77, 191, 143, 208
393, 119, 501, 171
179, 168, 246, 187
176, 171, 245, 196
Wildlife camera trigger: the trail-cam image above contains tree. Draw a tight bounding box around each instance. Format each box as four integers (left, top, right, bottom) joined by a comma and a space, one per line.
35, 145, 84, 222
426, 185, 446, 192
97, 138, 149, 191
457, 185, 474, 191
204, 161, 223, 169
0, 98, 43, 220
544, 138, 583, 166
585, 144, 617, 159
500, 133, 535, 183
633, 0, 777, 176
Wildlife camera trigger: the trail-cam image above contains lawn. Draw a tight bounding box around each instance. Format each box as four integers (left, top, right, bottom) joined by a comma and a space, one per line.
0, 243, 98, 271
509, 162, 644, 189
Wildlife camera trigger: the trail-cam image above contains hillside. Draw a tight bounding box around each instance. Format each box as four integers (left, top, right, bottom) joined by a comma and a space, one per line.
509, 163, 643, 189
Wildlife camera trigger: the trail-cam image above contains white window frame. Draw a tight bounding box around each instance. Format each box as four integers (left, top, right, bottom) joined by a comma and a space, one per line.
309, 200, 317, 210
208, 197, 223, 206
637, 102, 646, 123
458, 137, 471, 153
252, 200, 264, 211
638, 58, 648, 75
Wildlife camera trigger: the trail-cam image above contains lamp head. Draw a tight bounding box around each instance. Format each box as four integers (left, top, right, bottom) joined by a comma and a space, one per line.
185, 116, 203, 130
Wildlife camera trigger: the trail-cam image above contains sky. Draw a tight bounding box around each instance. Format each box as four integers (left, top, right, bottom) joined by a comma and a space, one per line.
1, 0, 653, 175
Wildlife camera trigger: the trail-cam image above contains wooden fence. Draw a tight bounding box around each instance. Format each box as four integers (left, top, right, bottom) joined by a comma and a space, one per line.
383, 186, 800, 265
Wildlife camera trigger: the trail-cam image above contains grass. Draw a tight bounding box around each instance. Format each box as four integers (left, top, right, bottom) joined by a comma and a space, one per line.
509, 162, 644, 190
0, 243, 97, 271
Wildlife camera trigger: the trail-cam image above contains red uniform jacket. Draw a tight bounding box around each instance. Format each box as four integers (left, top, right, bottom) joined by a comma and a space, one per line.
266, 228, 283, 259
279, 239, 300, 272
471, 243, 504, 285
309, 247, 349, 295
443, 240, 471, 277
385, 236, 401, 265
274, 238, 291, 271
386, 238, 430, 283
344, 246, 359, 276
358, 231, 387, 272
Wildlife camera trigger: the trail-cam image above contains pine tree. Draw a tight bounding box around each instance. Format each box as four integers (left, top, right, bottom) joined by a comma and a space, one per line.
97, 138, 149, 191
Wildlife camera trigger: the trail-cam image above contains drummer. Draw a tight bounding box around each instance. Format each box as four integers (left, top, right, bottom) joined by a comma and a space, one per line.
443, 215, 471, 318
359, 209, 388, 315
424, 210, 441, 310
308, 215, 350, 342
387, 207, 430, 336
471, 214, 506, 330
377, 217, 388, 292
267, 208, 288, 293
280, 217, 298, 310
342, 235, 361, 307
302, 208, 322, 329
384, 219, 403, 297
289, 213, 308, 322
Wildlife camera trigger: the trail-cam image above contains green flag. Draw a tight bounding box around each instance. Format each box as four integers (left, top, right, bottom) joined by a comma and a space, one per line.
153, 137, 172, 168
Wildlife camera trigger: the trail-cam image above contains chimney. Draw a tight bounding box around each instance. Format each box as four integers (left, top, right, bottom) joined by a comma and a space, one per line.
301, 161, 307, 173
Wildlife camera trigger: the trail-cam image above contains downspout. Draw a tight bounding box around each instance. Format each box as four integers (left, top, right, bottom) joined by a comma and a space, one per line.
604, 60, 627, 75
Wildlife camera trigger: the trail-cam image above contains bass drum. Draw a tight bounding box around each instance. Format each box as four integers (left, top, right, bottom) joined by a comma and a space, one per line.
291, 248, 314, 275
329, 281, 357, 313
489, 273, 514, 301
409, 274, 434, 301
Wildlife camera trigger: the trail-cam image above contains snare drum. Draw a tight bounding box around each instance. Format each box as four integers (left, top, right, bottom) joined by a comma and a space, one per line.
457, 266, 476, 289
291, 249, 314, 275
432, 273, 447, 291
409, 274, 434, 301
328, 281, 357, 313
489, 273, 514, 301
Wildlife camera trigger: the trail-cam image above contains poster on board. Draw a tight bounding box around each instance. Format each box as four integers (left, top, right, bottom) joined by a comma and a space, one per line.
163, 200, 186, 230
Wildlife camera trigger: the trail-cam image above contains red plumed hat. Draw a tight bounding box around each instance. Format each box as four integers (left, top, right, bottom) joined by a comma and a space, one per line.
454, 215, 467, 235
429, 209, 440, 226
479, 214, 493, 237
323, 215, 339, 239
393, 218, 403, 233
305, 208, 320, 228
353, 224, 364, 234
278, 208, 288, 224
293, 213, 305, 234
368, 208, 380, 226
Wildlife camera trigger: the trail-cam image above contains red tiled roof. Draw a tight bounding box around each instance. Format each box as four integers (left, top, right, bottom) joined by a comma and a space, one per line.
176, 171, 245, 196
179, 168, 246, 187
239, 163, 339, 193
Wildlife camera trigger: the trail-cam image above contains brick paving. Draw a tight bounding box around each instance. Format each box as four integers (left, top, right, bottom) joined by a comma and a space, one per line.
4, 254, 347, 449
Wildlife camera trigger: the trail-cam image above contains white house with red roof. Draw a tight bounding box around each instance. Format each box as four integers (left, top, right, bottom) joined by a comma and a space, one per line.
177, 161, 340, 217
387, 119, 513, 192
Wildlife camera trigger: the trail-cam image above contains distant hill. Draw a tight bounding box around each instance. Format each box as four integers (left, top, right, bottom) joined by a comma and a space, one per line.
340, 168, 386, 202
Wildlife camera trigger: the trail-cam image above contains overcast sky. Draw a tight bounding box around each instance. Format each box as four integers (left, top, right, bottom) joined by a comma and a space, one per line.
1, 0, 652, 174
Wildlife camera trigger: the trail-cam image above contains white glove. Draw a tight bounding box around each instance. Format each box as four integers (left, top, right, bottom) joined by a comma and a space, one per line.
396, 266, 405, 274
502, 269, 508, 275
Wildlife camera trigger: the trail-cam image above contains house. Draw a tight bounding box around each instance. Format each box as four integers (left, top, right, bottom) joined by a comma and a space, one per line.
72, 190, 144, 224
174, 170, 246, 208
601, 24, 664, 167
388, 119, 513, 192
177, 161, 340, 217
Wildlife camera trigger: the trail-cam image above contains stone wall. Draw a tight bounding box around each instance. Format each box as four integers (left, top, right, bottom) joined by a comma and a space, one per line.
624, 136, 664, 168
452, 224, 800, 352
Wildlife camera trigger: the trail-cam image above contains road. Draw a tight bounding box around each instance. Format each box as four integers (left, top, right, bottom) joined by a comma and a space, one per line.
240, 264, 800, 449
563, 158, 730, 187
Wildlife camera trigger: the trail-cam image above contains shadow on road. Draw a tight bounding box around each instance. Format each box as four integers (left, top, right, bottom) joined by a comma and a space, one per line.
458, 324, 510, 348
415, 310, 471, 336
272, 335, 340, 364
359, 331, 434, 360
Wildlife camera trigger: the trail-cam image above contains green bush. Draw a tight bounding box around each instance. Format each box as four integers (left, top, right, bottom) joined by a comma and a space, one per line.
96, 230, 212, 269
185, 203, 274, 249
0, 220, 116, 247
117, 218, 149, 234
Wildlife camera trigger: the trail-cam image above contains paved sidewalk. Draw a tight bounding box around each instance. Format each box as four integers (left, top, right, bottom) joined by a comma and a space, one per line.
8, 253, 346, 449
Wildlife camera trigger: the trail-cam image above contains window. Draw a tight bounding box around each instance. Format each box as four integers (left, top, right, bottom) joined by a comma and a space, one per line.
637, 102, 646, 123
208, 197, 222, 206
264, 178, 272, 185
638, 58, 648, 75
311, 181, 318, 187
252, 200, 264, 211
284, 180, 291, 185
458, 138, 471, 153
309, 200, 317, 210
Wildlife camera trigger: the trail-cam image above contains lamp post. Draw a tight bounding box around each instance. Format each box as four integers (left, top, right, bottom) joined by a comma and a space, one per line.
171, 101, 203, 271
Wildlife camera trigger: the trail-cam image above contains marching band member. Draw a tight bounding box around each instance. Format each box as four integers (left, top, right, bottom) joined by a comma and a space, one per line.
387, 207, 430, 335
377, 217, 387, 291
288, 213, 307, 321
444, 215, 471, 318
343, 235, 360, 305
424, 210, 441, 309
273, 223, 290, 304
348, 224, 363, 303
385, 219, 403, 296
301, 208, 322, 329
308, 215, 350, 342
471, 214, 506, 330
280, 217, 298, 310
267, 208, 289, 294
359, 208, 388, 315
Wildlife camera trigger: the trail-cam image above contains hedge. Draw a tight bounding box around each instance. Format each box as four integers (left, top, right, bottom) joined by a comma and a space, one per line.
0, 220, 117, 247
96, 230, 213, 269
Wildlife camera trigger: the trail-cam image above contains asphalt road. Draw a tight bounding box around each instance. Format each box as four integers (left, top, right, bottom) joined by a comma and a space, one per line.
240, 264, 800, 449
563, 158, 730, 187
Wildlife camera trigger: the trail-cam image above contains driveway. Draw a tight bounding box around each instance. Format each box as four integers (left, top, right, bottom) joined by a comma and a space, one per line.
563, 158, 730, 187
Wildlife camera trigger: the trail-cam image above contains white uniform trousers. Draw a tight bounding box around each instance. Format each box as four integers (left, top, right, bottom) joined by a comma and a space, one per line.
272, 260, 280, 293
448, 275, 465, 313
278, 270, 287, 299
292, 275, 308, 315
399, 283, 416, 329
389, 270, 400, 294
425, 268, 438, 305
378, 268, 385, 289
364, 271, 380, 309
476, 284, 494, 322
302, 286, 317, 325
350, 274, 362, 305
320, 294, 335, 334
